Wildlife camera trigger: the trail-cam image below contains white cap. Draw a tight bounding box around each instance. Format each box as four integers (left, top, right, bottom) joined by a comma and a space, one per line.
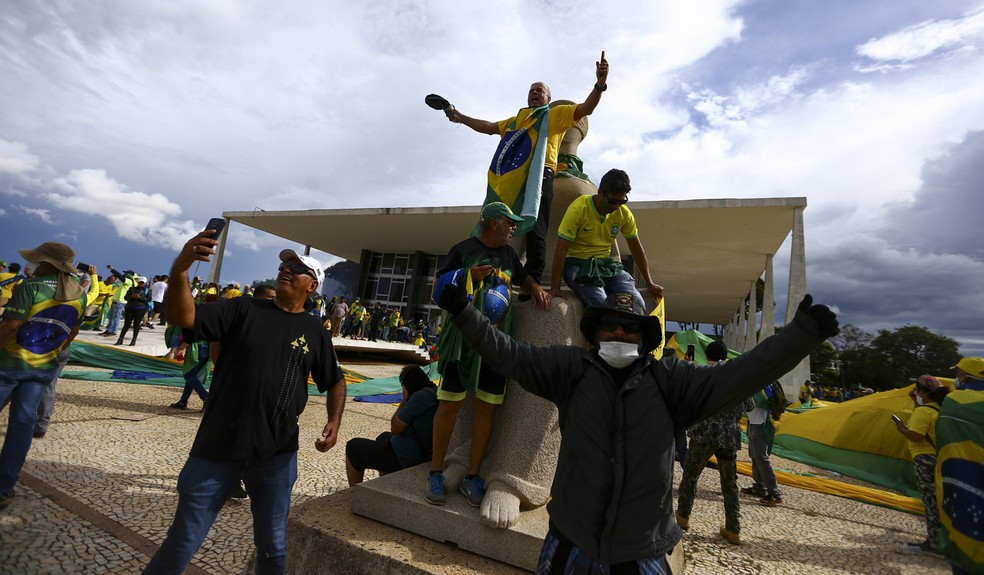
278, 249, 324, 284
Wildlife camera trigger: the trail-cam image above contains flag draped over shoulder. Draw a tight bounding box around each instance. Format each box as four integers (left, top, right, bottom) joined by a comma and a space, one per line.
935, 389, 984, 571
478, 105, 550, 238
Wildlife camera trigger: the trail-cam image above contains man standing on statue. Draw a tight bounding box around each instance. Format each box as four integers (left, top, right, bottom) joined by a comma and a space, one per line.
442, 52, 609, 283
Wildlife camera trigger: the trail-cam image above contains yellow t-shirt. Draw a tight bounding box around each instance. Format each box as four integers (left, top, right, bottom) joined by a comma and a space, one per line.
93, 281, 115, 306
497, 104, 577, 170
557, 194, 639, 260
906, 404, 940, 458
225, 289, 242, 299
0, 272, 23, 300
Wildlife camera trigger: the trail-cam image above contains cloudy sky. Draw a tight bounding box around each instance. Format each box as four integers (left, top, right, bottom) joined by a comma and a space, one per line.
1, 0, 983, 354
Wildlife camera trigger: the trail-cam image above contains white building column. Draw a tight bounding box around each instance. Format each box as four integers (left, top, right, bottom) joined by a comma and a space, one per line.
743, 281, 757, 352
760, 254, 776, 339
779, 206, 810, 399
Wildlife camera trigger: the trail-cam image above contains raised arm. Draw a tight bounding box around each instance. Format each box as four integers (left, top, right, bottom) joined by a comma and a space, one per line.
166, 231, 218, 329
445, 107, 500, 135
574, 50, 609, 121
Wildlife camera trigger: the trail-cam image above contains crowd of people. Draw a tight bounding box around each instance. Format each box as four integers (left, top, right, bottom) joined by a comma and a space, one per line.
2, 50, 981, 575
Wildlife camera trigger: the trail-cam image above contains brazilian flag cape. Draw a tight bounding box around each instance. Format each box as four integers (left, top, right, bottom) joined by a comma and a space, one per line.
935, 388, 984, 571
436, 255, 515, 395
478, 105, 551, 238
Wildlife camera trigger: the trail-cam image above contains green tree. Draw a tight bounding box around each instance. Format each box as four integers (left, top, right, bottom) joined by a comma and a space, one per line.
869, 325, 961, 389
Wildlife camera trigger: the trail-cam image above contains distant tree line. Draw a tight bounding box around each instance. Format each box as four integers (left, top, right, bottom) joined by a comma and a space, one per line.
810, 324, 961, 391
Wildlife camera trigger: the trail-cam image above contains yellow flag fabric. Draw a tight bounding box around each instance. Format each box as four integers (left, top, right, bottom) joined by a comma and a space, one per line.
934, 388, 984, 571
649, 297, 666, 359
771, 385, 953, 497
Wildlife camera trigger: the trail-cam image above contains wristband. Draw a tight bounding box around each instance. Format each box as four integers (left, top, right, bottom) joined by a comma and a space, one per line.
594, 83, 607, 92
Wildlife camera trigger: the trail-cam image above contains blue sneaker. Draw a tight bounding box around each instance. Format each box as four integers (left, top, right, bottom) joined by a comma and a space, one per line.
459, 475, 485, 508
425, 472, 445, 505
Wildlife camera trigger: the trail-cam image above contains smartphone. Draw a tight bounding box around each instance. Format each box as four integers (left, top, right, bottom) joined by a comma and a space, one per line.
204, 217, 226, 239
685, 344, 696, 360
75, 261, 91, 272
890, 414, 902, 425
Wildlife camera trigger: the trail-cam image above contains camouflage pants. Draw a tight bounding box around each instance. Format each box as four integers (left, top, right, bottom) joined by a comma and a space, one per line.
676, 440, 741, 533
913, 454, 940, 550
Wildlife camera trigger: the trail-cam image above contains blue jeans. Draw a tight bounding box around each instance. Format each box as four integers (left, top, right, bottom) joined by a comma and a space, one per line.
144, 451, 298, 575
0, 368, 55, 493
105, 301, 125, 334
563, 264, 644, 310
34, 348, 71, 435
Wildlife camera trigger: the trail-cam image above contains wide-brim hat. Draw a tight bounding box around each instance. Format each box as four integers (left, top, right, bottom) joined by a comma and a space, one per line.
18, 242, 76, 275
579, 291, 662, 353
953, 357, 984, 379
279, 249, 325, 284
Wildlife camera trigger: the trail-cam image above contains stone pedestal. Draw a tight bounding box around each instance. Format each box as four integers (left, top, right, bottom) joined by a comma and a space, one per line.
273, 486, 529, 575
352, 465, 548, 571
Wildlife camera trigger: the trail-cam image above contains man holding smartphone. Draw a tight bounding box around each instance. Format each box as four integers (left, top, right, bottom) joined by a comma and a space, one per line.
143, 228, 345, 575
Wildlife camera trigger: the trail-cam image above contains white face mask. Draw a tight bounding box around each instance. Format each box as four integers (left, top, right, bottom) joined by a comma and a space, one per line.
915, 394, 925, 406
598, 341, 641, 368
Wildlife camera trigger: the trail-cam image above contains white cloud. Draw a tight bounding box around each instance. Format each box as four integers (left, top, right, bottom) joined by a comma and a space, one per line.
856, 8, 984, 63
0, 139, 40, 175
19, 205, 53, 224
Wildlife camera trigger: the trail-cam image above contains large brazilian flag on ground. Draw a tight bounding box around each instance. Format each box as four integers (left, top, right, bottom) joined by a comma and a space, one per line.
480, 105, 550, 237
935, 389, 984, 571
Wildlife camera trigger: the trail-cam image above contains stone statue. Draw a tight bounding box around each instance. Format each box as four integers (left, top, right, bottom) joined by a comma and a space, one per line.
443, 109, 598, 528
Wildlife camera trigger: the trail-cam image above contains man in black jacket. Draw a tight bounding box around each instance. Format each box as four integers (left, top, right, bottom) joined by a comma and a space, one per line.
435, 286, 838, 573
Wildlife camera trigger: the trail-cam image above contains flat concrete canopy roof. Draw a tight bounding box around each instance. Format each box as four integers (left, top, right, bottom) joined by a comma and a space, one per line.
225, 197, 806, 326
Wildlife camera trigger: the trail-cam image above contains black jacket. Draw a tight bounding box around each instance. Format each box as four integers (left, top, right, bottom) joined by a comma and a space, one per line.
452, 304, 826, 564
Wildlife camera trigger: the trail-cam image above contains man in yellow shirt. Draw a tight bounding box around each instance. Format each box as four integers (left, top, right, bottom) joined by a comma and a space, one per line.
550, 169, 662, 311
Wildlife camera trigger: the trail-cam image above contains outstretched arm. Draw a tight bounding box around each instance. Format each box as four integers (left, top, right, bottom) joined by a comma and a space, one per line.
445, 108, 500, 135
574, 50, 609, 121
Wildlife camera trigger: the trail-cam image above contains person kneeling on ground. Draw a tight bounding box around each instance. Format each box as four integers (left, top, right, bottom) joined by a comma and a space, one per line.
346, 365, 438, 486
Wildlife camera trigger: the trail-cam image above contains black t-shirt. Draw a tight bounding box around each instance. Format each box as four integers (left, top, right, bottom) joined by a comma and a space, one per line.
437, 237, 528, 286
189, 297, 343, 461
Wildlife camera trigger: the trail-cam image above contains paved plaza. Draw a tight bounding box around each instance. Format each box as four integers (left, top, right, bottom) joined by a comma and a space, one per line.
0, 359, 951, 574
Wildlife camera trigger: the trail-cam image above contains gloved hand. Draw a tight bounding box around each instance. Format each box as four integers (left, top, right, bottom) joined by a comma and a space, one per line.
797, 294, 839, 338
438, 282, 469, 315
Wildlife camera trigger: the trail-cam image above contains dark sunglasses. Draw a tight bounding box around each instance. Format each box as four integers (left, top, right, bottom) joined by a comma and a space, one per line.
278, 262, 316, 279
599, 316, 642, 334
604, 194, 628, 206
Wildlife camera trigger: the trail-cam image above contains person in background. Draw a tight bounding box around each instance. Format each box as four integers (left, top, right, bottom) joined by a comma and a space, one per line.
115, 276, 151, 346
675, 341, 753, 545
742, 381, 785, 506
345, 365, 438, 486
0, 243, 89, 510
895, 374, 949, 556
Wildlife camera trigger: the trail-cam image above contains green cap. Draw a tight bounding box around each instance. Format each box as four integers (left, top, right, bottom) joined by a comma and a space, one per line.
481, 202, 523, 223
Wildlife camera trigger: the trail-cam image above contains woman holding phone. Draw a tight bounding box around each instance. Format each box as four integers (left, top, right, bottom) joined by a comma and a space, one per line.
894, 375, 950, 555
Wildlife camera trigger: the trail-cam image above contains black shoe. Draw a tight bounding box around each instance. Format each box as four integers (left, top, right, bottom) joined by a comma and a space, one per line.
129, 341, 137, 346
115, 338, 124, 345
102, 332, 117, 337
146, 324, 155, 330
32, 430, 46, 439
229, 483, 248, 499
169, 402, 188, 409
